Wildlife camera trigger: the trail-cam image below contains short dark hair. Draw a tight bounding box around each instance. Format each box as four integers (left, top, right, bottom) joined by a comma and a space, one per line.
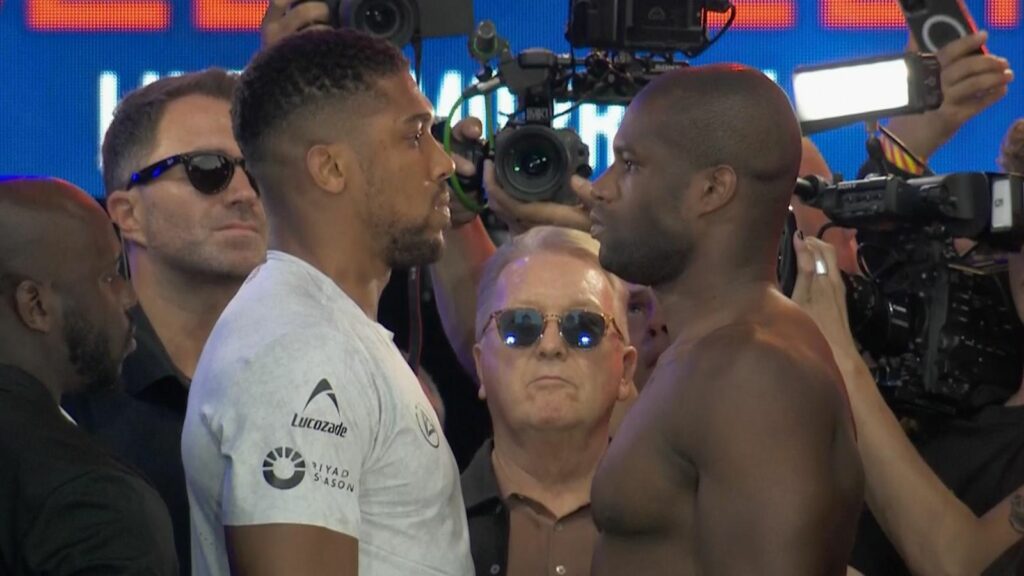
232, 29, 408, 169
101, 68, 239, 197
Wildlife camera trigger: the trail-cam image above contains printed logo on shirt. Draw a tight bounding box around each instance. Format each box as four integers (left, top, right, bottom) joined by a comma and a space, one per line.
309, 459, 356, 493
263, 446, 306, 490
291, 378, 348, 439
416, 404, 440, 448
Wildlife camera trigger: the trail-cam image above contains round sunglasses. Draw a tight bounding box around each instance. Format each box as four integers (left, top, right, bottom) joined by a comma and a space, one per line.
127, 152, 259, 196
480, 307, 624, 350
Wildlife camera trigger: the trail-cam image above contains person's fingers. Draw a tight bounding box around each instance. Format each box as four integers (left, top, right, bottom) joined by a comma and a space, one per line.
942, 54, 1010, 89
262, 1, 331, 46
263, 0, 291, 23
804, 237, 849, 313
452, 117, 483, 142
451, 154, 476, 177
944, 69, 1014, 106
484, 162, 590, 232
284, 2, 332, 30
790, 233, 816, 304
482, 161, 502, 202
936, 31, 988, 68
570, 175, 596, 208
483, 161, 516, 225
974, 82, 1011, 108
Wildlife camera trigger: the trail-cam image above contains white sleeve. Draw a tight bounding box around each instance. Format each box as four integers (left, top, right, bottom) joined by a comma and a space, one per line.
210, 330, 381, 539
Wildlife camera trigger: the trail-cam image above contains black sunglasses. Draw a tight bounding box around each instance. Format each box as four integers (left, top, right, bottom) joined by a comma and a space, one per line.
480, 307, 624, 350
127, 153, 258, 196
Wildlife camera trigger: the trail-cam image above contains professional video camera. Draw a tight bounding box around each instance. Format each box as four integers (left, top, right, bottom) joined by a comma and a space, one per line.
795, 172, 1024, 416
294, 0, 473, 47
442, 0, 736, 209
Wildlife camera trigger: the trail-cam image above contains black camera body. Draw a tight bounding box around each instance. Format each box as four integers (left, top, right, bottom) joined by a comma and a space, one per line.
449, 2, 733, 207
566, 0, 732, 56
302, 0, 473, 47
493, 49, 592, 204
795, 173, 1024, 416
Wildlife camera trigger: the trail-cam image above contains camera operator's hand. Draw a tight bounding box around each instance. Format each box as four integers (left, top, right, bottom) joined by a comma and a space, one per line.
887, 32, 1013, 162
447, 117, 484, 229
484, 163, 591, 235
261, 0, 331, 47
790, 234, 860, 360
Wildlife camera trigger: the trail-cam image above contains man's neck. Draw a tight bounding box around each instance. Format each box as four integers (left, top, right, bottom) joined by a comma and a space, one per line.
131, 256, 243, 380
268, 221, 390, 319
656, 256, 778, 343
490, 425, 608, 518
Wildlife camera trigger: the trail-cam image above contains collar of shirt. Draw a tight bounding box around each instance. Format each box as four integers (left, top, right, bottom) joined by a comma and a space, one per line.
462, 438, 503, 513
0, 363, 61, 415
120, 305, 190, 405
265, 250, 395, 341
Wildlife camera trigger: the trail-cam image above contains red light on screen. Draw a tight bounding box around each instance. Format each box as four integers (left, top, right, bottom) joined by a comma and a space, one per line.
194, 0, 267, 31
822, 0, 906, 28
27, 0, 170, 31
987, 0, 1019, 27
709, 0, 797, 28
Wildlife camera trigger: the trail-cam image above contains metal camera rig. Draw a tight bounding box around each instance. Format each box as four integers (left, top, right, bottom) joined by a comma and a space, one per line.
795, 172, 1024, 417
442, 0, 735, 209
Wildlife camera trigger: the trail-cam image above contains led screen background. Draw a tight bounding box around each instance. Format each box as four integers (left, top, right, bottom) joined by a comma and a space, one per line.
0, 0, 1021, 199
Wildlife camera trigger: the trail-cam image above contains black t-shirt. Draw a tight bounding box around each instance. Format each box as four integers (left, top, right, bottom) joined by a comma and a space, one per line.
62, 305, 191, 575
850, 404, 1024, 575
0, 364, 177, 575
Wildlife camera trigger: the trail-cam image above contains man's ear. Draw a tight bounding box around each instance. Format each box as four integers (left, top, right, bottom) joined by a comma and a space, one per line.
618, 344, 638, 402
13, 279, 57, 334
695, 165, 738, 216
106, 190, 147, 247
306, 144, 349, 195
472, 343, 487, 401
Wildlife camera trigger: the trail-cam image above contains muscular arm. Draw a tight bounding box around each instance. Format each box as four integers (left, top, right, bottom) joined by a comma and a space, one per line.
226, 524, 357, 576
832, 343, 1022, 576
685, 333, 861, 575
792, 236, 1024, 576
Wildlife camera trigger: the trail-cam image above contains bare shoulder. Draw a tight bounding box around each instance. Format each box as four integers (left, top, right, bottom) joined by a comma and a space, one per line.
692, 319, 838, 395
662, 318, 850, 454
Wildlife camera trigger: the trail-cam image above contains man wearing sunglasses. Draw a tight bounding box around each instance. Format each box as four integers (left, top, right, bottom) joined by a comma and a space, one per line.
463, 226, 636, 576
182, 29, 472, 576
63, 68, 268, 575
585, 65, 864, 575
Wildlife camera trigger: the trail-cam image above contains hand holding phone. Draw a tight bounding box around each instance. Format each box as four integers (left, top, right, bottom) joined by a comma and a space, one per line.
898, 0, 986, 54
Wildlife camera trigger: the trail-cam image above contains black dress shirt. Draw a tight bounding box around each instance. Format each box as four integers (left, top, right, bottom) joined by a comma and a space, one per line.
63, 305, 191, 575
0, 363, 177, 575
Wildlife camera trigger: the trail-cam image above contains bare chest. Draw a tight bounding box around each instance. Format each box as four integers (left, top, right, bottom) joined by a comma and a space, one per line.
592, 383, 697, 537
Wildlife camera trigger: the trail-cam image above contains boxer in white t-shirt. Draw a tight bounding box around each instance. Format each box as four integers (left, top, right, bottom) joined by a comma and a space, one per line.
181, 28, 471, 576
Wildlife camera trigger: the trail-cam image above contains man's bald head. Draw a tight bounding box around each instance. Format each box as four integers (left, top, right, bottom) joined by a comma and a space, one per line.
591, 64, 803, 287
0, 178, 113, 288
634, 64, 802, 211
0, 178, 135, 400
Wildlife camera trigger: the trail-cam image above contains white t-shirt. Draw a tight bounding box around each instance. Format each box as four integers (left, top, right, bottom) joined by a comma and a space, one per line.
182, 251, 473, 576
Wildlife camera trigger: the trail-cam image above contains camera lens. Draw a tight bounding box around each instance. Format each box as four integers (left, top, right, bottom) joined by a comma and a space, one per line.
513, 149, 552, 178
499, 129, 566, 202
350, 0, 415, 46
361, 1, 399, 37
